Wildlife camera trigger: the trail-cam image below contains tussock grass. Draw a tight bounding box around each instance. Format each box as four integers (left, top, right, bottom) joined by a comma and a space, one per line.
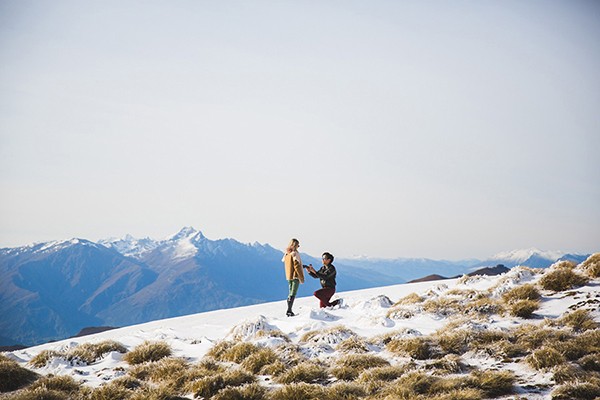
426, 354, 465, 374
255, 328, 290, 342
336, 336, 370, 353
526, 346, 566, 370
274, 362, 328, 384
553, 364, 586, 384
211, 382, 267, 400
393, 292, 423, 306
558, 309, 599, 332
502, 283, 541, 303
267, 382, 324, 400
2, 388, 73, 400
467, 370, 515, 397
67, 340, 127, 365
330, 354, 390, 380
463, 297, 504, 316
512, 324, 573, 351
185, 368, 256, 399
241, 347, 279, 374
299, 325, 357, 345
508, 299, 540, 318
220, 342, 261, 364
323, 381, 367, 399
435, 329, 473, 355
358, 364, 409, 383
581, 253, 600, 278
387, 336, 436, 360
0, 358, 39, 392
27, 375, 81, 394
539, 264, 589, 292
425, 388, 484, 400
123, 341, 172, 365
28, 350, 61, 368
578, 353, 600, 372
551, 377, 600, 400
422, 297, 462, 317
88, 383, 133, 400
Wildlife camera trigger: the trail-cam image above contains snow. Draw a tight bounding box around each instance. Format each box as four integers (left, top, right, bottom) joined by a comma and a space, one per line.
6, 265, 600, 399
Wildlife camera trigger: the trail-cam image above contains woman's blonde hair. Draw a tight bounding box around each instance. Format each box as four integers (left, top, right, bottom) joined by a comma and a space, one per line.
286, 238, 299, 253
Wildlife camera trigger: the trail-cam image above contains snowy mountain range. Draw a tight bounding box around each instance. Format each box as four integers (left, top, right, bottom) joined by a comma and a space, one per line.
0, 227, 590, 347
4, 257, 599, 399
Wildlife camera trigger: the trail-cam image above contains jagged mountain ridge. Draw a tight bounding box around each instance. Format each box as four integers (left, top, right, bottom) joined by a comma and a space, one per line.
0, 228, 589, 347
0, 228, 401, 346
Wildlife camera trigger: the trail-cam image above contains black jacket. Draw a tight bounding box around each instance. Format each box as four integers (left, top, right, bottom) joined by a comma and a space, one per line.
309, 264, 337, 288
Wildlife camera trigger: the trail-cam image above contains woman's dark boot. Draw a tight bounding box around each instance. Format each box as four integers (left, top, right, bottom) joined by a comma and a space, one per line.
286, 296, 295, 317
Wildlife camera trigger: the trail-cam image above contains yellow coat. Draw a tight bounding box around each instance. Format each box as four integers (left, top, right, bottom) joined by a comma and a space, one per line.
284, 251, 305, 283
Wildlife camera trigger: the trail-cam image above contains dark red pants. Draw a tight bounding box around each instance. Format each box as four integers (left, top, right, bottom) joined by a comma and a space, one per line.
314, 287, 336, 308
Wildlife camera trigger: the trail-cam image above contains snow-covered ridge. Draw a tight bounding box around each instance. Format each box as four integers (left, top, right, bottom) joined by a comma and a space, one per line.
489, 247, 566, 262
6, 256, 599, 399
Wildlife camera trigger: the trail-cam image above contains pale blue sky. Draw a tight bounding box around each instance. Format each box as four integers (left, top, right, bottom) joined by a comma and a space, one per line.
1, 1, 599, 259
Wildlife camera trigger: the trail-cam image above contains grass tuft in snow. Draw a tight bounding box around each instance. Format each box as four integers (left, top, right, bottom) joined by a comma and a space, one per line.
240, 347, 280, 374
28, 350, 61, 368
551, 377, 600, 400
539, 262, 589, 292
526, 346, 566, 370
123, 341, 172, 365
184, 368, 256, 399
67, 340, 127, 365
268, 382, 324, 400
0, 357, 39, 393
502, 283, 541, 303
508, 299, 540, 318
330, 353, 390, 380
211, 382, 267, 400
274, 361, 328, 384
581, 253, 600, 278
557, 309, 599, 332
387, 336, 437, 360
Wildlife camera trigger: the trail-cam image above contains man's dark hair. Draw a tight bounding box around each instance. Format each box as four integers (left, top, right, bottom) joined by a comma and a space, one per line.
322, 252, 334, 262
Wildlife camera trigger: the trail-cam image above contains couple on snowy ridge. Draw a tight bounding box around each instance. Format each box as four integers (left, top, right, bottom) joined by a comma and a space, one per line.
282, 238, 342, 317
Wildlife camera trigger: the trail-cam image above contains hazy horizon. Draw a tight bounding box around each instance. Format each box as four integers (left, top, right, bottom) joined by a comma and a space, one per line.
1, 1, 599, 260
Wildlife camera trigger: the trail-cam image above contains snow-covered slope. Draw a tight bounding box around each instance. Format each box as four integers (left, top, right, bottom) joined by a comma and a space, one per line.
6, 256, 599, 399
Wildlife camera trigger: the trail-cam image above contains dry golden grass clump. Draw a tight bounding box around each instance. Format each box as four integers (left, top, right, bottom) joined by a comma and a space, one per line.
539, 262, 589, 292
422, 297, 463, 317
526, 346, 566, 370
211, 382, 267, 400
0, 356, 39, 393
580, 253, 600, 278
184, 368, 256, 399
127, 357, 189, 387
435, 328, 473, 355
322, 381, 367, 399
508, 299, 540, 318
26, 375, 81, 394
240, 346, 280, 374
387, 336, 436, 360
393, 292, 424, 306
557, 309, 599, 332
67, 340, 128, 365
330, 353, 390, 380
551, 377, 600, 400
255, 328, 290, 342
299, 325, 357, 346
268, 382, 324, 400
122, 341, 172, 365
426, 354, 466, 374
336, 336, 370, 353
28, 350, 62, 368
502, 283, 541, 303
274, 361, 328, 384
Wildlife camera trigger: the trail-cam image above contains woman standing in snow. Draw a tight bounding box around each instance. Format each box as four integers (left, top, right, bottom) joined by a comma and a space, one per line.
282, 238, 305, 316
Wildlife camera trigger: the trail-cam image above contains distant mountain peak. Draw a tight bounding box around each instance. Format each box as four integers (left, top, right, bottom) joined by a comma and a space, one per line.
490, 248, 565, 262
167, 227, 204, 242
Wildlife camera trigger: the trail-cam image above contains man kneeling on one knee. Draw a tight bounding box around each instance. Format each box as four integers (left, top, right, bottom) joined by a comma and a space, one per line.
305, 252, 342, 308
